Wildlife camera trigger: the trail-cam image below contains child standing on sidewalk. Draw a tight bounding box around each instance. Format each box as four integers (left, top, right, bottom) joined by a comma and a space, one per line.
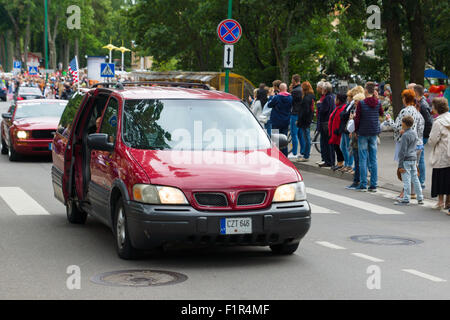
395, 116, 424, 205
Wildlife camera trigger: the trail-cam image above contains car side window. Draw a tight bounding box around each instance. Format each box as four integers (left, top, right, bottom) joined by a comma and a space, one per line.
58, 92, 85, 138
99, 98, 119, 144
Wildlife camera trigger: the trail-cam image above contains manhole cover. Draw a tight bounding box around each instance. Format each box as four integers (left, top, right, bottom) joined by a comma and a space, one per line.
350, 235, 423, 246
91, 270, 188, 287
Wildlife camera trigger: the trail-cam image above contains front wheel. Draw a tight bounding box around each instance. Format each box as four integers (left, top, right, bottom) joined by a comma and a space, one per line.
114, 197, 141, 260
1, 138, 8, 155
8, 143, 19, 161
270, 242, 300, 255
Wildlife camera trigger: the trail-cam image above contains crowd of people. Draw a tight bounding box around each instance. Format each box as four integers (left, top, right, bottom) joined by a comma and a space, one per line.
0, 72, 92, 101
250, 76, 450, 214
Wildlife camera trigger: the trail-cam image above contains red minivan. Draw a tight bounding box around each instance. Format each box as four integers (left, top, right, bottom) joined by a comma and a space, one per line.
51, 82, 311, 259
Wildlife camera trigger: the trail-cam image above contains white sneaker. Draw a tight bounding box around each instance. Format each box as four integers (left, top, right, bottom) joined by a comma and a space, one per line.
288, 154, 297, 160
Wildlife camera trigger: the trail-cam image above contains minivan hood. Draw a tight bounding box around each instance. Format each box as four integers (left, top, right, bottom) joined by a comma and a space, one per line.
128, 147, 300, 191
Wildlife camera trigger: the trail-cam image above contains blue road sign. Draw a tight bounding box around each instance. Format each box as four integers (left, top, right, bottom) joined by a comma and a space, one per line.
28, 66, 38, 75
100, 63, 115, 78
217, 19, 242, 44
13, 61, 21, 69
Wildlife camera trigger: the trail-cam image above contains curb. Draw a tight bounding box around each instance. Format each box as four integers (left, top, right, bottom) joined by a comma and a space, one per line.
291, 160, 434, 200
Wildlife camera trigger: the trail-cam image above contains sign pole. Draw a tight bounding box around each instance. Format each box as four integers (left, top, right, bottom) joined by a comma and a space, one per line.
225, 0, 232, 93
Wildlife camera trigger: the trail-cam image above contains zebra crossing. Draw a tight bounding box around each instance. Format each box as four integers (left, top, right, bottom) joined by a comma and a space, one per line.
0, 187, 50, 216
0, 185, 419, 217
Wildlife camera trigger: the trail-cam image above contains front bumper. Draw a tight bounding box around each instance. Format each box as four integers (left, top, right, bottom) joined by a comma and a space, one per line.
125, 200, 311, 250
14, 139, 52, 155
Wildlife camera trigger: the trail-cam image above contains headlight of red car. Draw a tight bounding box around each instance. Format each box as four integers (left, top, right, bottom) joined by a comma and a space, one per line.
16, 130, 28, 139
133, 184, 188, 205
273, 182, 307, 202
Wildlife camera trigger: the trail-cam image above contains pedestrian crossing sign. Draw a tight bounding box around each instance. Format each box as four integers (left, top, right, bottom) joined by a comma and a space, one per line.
100, 63, 115, 78
28, 66, 38, 75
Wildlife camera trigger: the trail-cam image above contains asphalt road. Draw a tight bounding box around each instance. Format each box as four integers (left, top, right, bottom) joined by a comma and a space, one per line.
0, 101, 449, 300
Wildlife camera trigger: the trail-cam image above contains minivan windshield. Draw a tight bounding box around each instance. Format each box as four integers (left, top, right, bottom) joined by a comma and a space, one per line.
123, 99, 271, 151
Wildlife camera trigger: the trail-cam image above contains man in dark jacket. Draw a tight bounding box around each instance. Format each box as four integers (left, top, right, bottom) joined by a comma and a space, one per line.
290, 74, 303, 158
414, 84, 433, 189
61, 83, 74, 100
318, 82, 336, 167
268, 83, 292, 157
354, 82, 384, 192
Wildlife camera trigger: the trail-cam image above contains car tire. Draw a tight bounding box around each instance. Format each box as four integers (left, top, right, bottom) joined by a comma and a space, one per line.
1, 138, 8, 155
66, 199, 87, 224
8, 143, 19, 161
270, 242, 300, 255
114, 197, 141, 260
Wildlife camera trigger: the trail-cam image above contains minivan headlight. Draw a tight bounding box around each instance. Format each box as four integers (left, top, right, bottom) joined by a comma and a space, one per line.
273, 182, 306, 202
133, 184, 188, 205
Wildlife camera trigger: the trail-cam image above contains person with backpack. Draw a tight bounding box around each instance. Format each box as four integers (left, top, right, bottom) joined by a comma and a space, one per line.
318, 82, 336, 168
290, 75, 303, 159
297, 81, 315, 161
268, 83, 292, 157
414, 84, 433, 189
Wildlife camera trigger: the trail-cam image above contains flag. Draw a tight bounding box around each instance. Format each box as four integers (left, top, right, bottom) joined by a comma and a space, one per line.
68, 57, 79, 85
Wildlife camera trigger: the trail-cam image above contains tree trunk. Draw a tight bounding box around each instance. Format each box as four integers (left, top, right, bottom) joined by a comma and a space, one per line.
47, 14, 59, 71
0, 35, 4, 71
23, 15, 31, 71
63, 40, 70, 70
383, 0, 405, 117
5, 10, 22, 65
74, 37, 79, 60
407, 3, 426, 85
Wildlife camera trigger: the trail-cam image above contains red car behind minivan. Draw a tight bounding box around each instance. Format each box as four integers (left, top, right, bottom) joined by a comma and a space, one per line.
51, 83, 311, 259
1, 99, 67, 161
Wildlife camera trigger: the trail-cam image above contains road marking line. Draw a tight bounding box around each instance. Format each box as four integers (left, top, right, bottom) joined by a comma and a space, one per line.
315, 241, 346, 250
372, 189, 435, 208
310, 203, 339, 214
0, 187, 50, 216
351, 253, 384, 263
402, 269, 447, 282
307, 187, 405, 215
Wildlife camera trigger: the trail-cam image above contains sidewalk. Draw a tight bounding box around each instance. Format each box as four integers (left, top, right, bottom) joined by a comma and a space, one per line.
291, 131, 434, 199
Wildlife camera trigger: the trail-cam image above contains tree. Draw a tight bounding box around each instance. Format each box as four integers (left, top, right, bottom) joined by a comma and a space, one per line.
382, 0, 405, 116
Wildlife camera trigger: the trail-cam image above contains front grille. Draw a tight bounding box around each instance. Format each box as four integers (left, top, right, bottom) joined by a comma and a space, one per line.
32, 147, 50, 152
31, 130, 55, 139
194, 193, 228, 207
237, 192, 266, 206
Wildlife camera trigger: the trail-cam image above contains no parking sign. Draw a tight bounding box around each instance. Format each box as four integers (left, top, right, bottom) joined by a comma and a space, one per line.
217, 19, 242, 44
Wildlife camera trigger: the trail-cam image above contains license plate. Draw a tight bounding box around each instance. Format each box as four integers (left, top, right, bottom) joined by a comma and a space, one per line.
48, 143, 52, 151
220, 218, 252, 235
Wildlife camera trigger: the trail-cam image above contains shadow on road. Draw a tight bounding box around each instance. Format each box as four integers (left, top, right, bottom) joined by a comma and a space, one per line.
58, 216, 296, 269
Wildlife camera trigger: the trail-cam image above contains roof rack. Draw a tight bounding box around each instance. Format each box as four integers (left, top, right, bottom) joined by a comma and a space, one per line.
91, 81, 211, 91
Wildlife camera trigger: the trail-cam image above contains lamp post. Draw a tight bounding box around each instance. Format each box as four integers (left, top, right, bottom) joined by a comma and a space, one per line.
102, 38, 118, 63
115, 41, 131, 72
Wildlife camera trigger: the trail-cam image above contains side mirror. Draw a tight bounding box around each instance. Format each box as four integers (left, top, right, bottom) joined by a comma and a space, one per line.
2, 113, 12, 120
87, 133, 114, 152
271, 133, 288, 149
